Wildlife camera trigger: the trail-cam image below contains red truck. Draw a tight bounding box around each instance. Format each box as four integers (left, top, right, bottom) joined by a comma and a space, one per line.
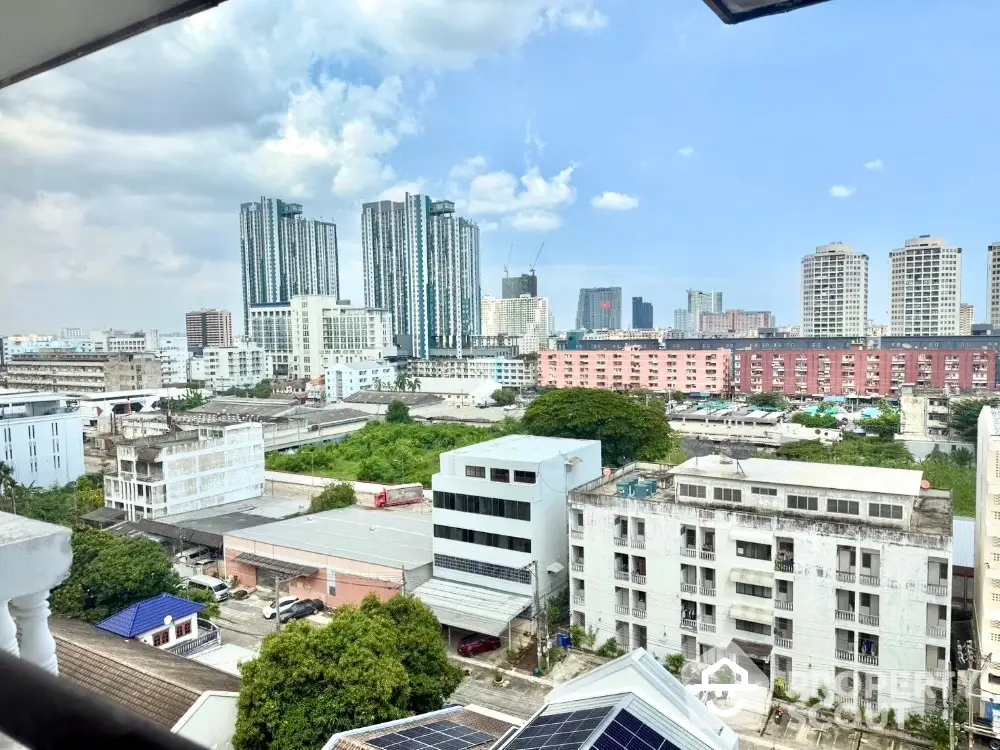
374, 483, 426, 508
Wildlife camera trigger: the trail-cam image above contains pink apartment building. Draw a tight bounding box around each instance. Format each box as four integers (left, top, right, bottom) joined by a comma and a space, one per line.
540, 348, 732, 394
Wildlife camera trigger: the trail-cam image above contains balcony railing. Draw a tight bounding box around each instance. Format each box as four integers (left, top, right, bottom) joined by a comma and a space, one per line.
613, 536, 628, 547
681, 546, 697, 558
680, 582, 697, 594
925, 583, 948, 597
571, 562, 584, 572
775, 635, 792, 649
774, 599, 792, 611
859, 574, 880, 586
700, 620, 716, 633
572, 594, 585, 606
681, 618, 697, 632
615, 570, 630, 581
700, 586, 716, 597
835, 609, 856, 622
164, 619, 220, 657
836, 571, 856, 583
632, 608, 647, 619
631, 536, 646, 550
700, 549, 715, 561
775, 559, 794, 573
570, 530, 584, 540
836, 648, 855, 662
927, 624, 947, 638
859, 613, 879, 627
858, 653, 879, 666
632, 573, 646, 585
615, 604, 630, 615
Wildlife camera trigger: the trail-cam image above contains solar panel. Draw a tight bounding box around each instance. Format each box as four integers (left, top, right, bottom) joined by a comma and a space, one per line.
591, 711, 675, 750
369, 721, 494, 750
504, 706, 616, 750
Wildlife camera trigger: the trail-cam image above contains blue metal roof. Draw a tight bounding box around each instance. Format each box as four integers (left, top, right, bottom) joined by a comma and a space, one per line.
96, 594, 204, 638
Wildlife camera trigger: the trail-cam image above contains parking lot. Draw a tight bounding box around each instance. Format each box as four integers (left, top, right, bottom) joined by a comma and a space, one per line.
216, 593, 330, 649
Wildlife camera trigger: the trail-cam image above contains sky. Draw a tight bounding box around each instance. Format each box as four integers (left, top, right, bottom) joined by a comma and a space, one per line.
2, 0, 1000, 334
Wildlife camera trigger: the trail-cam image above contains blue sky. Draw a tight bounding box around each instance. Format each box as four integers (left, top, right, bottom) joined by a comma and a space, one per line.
1, 0, 999, 333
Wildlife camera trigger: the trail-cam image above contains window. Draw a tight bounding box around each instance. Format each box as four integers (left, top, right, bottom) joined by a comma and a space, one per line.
434, 524, 532, 553
777, 580, 790, 595
434, 554, 532, 584
433, 491, 531, 521
514, 470, 537, 484
751, 487, 777, 496
735, 619, 771, 635
868, 503, 903, 520
465, 465, 486, 479
491, 468, 510, 483
787, 495, 818, 511
737, 542, 772, 561
327, 570, 337, 596
827, 499, 860, 516
679, 483, 706, 499
736, 582, 772, 598
713, 487, 742, 503
175, 620, 192, 638
151, 629, 170, 647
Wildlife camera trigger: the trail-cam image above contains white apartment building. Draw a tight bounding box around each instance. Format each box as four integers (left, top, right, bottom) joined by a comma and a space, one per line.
289, 295, 395, 379
248, 302, 294, 377
481, 295, 555, 354
104, 422, 264, 520
404, 356, 537, 389
5, 352, 163, 393
89, 329, 160, 353
414, 435, 602, 638
974, 406, 1000, 721
0, 391, 85, 488
158, 333, 190, 384
569, 455, 954, 717
890, 236, 962, 336
800, 242, 869, 337
326, 361, 396, 402
961, 303, 975, 336
194, 343, 273, 392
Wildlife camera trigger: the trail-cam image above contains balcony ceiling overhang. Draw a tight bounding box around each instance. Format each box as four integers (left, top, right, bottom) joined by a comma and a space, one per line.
0, 0, 226, 91
700, 0, 832, 24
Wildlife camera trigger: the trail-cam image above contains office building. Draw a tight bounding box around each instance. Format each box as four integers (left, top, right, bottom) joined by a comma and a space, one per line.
502, 272, 538, 299
673, 290, 723, 335
239, 197, 339, 334
6, 352, 163, 393
404, 356, 537, 389
699, 309, 775, 337
569, 456, 953, 715
541, 348, 731, 395
186, 309, 233, 352
104, 422, 264, 521
0, 391, 85, 488
735, 348, 995, 397
632, 297, 654, 330
361, 196, 480, 359
413, 435, 602, 638
481, 295, 555, 354
288, 295, 395, 379
961, 303, 975, 336
576, 287, 622, 330
801, 242, 868, 337
889, 236, 962, 336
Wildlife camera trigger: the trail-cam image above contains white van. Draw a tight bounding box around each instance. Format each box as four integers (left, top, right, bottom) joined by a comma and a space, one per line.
187, 574, 231, 602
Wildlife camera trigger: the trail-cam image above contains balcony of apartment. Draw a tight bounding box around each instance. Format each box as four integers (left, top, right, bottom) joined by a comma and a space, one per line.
835, 629, 855, 662
680, 564, 697, 595
700, 568, 716, 597
614, 553, 630, 581
680, 525, 697, 558
775, 538, 794, 573
858, 593, 879, 627
926, 603, 948, 639
632, 591, 647, 619
926, 645, 948, 679
836, 545, 856, 583
614, 587, 630, 616
926, 559, 949, 597
631, 556, 646, 586
774, 618, 793, 649
775, 580, 793, 610
835, 589, 856, 622
859, 550, 880, 586
613, 515, 629, 547
571, 547, 584, 573
700, 529, 716, 560
572, 582, 585, 607
631, 519, 646, 549
858, 634, 879, 666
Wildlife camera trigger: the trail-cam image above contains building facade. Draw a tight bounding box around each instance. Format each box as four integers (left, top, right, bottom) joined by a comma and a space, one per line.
196, 343, 273, 391
361, 195, 481, 359
288, 295, 395, 379
247, 302, 293, 377
735, 348, 995, 397
801, 242, 869, 337
0, 391, 85, 488
239, 197, 340, 334
975, 407, 1000, 720
674, 290, 724, 335
481, 295, 554, 354
158, 333, 190, 385
569, 456, 953, 716
961, 303, 975, 336
90, 329, 160, 353
576, 287, 623, 330
502, 272, 538, 299
104, 422, 265, 520
889, 236, 962, 336
541, 348, 731, 395
186, 309, 233, 352
404, 356, 537, 389
326, 361, 397, 401
990, 243, 1000, 328
632, 297, 654, 330
6, 352, 163, 393
699, 310, 775, 337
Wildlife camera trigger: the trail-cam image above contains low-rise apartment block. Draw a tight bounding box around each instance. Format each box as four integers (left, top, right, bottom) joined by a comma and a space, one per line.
104, 422, 264, 520
698, 309, 775, 337
569, 455, 953, 717
404, 356, 537, 389
541, 348, 731, 395
735, 348, 996, 397
6, 352, 163, 393
191, 343, 273, 391
326, 361, 397, 401
0, 390, 85, 488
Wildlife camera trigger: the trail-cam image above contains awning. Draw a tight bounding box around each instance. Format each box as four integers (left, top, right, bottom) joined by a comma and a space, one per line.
730, 638, 773, 662
233, 552, 318, 579
413, 578, 533, 637
730, 529, 772, 545
729, 569, 774, 587
729, 604, 773, 626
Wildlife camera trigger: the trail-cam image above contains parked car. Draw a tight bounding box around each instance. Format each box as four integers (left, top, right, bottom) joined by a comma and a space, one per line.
262, 596, 299, 619
457, 633, 502, 657
279, 599, 325, 624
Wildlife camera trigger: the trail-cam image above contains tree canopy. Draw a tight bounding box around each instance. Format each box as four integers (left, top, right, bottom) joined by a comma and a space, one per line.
791, 412, 839, 429
0, 472, 104, 526
491, 388, 517, 406
222, 380, 274, 398
949, 397, 1000, 442
385, 400, 411, 424
746, 393, 789, 410
159, 388, 206, 411
234, 594, 461, 750
521, 388, 675, 465
308, 482, 357, 513
855, 402, 900, 440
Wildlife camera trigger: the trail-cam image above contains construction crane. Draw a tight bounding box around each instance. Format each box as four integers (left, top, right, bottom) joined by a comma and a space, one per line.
529, 242, 544, 275
504, 245, 513, 278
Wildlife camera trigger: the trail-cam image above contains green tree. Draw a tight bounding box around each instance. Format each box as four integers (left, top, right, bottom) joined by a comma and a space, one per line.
747, 393, 789, 410
253, 380, 274, 399
385, 400, 411, 424
491, 388, 517, 406
372, 378, 384, 392
308, 482, 357, 513
409, 378, 421, 393
791, 412, 839, 429
521, 388, 676, 465
0, 461, 18, 511
395, 374, 410, 392
949, 397, 1000, 442
234, 595, 458, 750
161, 388, 206, 411
51, 527, 182, 622
856, 402, 900, 440
664, 653, 686, 678
669, 390, 686, 403
181, 585, 221, 620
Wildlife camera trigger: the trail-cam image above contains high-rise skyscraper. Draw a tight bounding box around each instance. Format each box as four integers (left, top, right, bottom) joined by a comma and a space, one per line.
673, 290, 723, 335
632, 297, 654, 329
576, 287, 622, 330
361, 195, 480, 358
482, 295, 554, 354
989, 242, 1000, 327
239, 197, 339, 334
502, 273, 538, 299
186, 308, 233, 352
800, 242, 868, 337
889, 236, 962, 336
960, 303, 975, 335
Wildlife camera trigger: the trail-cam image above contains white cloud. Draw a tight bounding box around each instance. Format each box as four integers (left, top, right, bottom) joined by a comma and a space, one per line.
468, 165, 576, 215
828, 185, 856, 198
379, 180, 427, 201
449, 156, 488, 181
525, 121, 546, 154
864, 158, 884, 170
556, 7, 609, 30
480, 221, 501, 233
509, 210, 563, 232
590, 191, 638, 211
677, 146, 694, 157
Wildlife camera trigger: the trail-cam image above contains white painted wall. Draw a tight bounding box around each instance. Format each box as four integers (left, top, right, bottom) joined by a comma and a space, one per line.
137, 613, 200, 648
0, 394, 85, 488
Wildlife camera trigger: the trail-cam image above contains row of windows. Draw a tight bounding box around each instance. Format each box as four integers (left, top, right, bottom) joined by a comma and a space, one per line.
737, 542, 772, 561
869, 503, 904, 520
735, 619, 771, 636
751, 486, 777, 496
682, 483, 904, 522
432, 491, 531, 521
828, 499, 861, 516
735, 582, 772, 599
465, 465, 537, 484
679, 483, 706, 499
433, 525, 532, 553
787, 495, 819, 511
434, 554, 532, 585
714, 488, 742, 503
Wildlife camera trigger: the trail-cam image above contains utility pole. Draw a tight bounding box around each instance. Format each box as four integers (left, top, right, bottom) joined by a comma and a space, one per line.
530, 560, 544, 673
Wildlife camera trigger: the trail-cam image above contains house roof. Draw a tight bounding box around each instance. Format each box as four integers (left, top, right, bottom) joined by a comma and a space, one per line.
96, 593, 204, 638
324, 705, 521, 750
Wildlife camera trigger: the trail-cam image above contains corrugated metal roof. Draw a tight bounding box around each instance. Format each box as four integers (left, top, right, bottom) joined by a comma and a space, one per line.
96, 594, 203, 638
953, 516, 974, 568
413, 578, 532, 637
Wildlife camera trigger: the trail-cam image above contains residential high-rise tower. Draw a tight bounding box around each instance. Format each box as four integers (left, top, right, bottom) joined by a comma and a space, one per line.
989, 242, 1000, 327
632, 297, 654, 330
961, 303, 975, 336
185, 308, 233, 352
800, 242, 868, 337
576, 287, 622, 330
502, 272, 538, 299
673, 290, 723, 335
889, 236, 962, 336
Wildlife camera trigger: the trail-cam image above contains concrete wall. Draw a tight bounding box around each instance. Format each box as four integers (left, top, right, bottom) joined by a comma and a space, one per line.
0, 410, 85, 488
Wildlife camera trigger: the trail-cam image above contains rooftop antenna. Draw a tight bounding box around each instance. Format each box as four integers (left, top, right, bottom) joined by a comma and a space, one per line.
721, 441, 755, 476
504, 245, 513, 278
529, 242, 545, 275
687, 438, 715, 470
